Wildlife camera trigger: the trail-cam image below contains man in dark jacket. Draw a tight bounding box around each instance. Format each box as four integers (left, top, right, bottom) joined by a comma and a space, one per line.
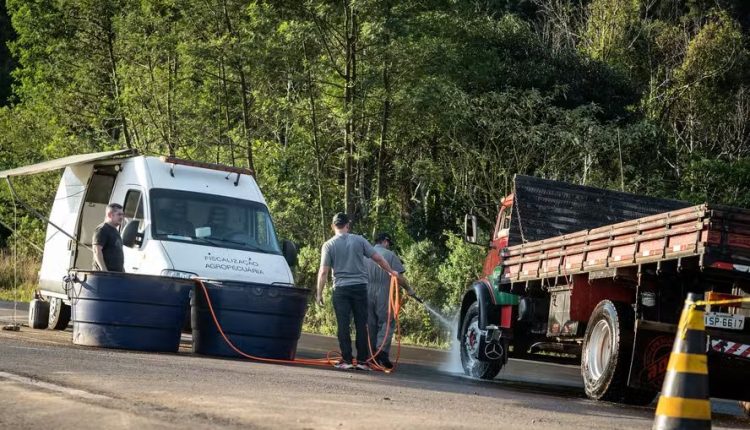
92, 203, 125, 272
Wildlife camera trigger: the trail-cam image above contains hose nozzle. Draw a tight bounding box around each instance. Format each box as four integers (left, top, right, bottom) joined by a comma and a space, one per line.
410, 294, 425, 304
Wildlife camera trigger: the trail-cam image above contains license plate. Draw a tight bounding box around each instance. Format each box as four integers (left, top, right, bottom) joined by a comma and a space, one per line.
705, 312, 745, 330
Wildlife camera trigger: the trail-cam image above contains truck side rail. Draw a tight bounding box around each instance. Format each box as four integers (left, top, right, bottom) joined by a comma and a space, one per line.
501, 204, 750, 283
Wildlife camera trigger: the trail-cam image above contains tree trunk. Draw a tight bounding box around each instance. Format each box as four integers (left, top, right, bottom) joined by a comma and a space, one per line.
343, 0, 357, 218
220, 58, 234, 166
373, 58, 392, 237
167, 53, 177, 154
303, 42, 327, 242
222, 0, 254, 172
372, 1, 393, 237
105, 19, 131, 149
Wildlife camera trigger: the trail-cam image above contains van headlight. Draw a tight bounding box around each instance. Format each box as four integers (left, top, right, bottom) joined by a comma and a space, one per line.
161, 270, 198, 279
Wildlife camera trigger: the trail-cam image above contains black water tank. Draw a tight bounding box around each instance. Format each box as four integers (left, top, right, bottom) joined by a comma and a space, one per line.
71, 271, 193, 352
191, 281, 310, 360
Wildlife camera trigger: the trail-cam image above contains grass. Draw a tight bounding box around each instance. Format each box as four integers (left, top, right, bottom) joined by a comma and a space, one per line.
0, 252, 39, 302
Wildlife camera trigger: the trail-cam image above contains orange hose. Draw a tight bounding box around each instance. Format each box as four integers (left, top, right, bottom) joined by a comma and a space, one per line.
195, 276, 405, 372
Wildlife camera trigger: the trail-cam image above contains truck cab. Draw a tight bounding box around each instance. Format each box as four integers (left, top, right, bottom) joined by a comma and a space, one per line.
481, 195, 513, 277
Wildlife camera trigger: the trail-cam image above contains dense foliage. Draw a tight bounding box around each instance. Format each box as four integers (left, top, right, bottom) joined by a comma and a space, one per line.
1, 1, 748, 344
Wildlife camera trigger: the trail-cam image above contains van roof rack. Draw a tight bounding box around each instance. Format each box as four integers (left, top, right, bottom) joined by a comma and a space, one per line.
160, 156, 255, 185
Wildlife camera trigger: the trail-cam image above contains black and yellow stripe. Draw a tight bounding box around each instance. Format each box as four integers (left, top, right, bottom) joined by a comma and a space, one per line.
653, 293, 711, 430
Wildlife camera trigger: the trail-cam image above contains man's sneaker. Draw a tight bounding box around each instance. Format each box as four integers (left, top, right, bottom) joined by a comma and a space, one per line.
379, 358, 394, 371
355, 363, 372, 371
334, 361, 354, 370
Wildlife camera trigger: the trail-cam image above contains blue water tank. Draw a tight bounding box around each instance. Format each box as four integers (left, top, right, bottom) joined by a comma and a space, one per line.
71, 271, 193, 352
191, 281, 310, 360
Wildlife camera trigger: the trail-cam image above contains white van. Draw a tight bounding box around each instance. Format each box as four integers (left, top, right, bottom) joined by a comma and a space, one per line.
0, 150, 298, 329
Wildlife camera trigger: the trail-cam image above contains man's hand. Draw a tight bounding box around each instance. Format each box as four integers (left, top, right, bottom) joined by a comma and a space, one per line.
316, 265, 330, 307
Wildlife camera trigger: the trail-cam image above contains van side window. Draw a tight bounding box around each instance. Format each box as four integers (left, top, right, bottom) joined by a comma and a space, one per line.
123, 190, 144, 232
255, 211, 269, 246
86, 175, 116, 204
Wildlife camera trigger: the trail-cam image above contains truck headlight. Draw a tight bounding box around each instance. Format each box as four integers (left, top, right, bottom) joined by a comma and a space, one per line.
161, 270, 198, 279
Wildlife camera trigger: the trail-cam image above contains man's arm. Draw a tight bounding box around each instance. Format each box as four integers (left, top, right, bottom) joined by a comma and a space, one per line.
316, 266, 330, 306
370, 252, 398, 278
93, 245, 108, 271
395, 273, 411, 288
397, 274, 416, 296
390, 255, 415, 295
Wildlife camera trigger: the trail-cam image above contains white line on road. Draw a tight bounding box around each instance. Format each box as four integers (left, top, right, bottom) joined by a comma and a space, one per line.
0, 371, 111, 401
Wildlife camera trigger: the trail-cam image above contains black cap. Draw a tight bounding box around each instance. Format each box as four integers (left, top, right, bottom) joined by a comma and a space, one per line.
332, 212, 350, 227
375, 232, 393, 245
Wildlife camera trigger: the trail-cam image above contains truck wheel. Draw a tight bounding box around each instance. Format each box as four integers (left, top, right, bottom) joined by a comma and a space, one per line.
47, 297, 71, 330
581, 300, 656, 405
29, 299, 50, 329
460, 302, 502, 379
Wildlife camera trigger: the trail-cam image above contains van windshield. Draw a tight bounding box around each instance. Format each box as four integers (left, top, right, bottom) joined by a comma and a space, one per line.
150, 188, 282, 254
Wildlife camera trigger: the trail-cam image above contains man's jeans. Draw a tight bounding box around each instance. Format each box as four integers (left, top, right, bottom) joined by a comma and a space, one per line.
332, 284, 369, 363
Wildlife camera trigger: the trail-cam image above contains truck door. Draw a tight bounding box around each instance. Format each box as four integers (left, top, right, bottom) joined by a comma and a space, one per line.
482, 203, 512, 277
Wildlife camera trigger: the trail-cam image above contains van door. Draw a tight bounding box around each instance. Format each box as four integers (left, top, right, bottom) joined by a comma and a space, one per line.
73, 166, 118, 269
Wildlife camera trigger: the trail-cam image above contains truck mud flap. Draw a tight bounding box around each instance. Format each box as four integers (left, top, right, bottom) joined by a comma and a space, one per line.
628, 321, 750, 401
627, 322, 674, 392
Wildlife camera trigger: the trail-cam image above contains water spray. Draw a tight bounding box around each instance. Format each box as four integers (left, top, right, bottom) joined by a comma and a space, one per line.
406, 291, 464, 374
408, 292, 454, 330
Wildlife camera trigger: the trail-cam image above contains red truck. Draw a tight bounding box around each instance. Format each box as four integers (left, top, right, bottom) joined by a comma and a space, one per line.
460, 175, 750, 405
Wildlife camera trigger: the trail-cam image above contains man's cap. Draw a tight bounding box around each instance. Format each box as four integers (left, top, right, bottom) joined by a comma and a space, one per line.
332, 212, 350, 226
375, 232, 393, 244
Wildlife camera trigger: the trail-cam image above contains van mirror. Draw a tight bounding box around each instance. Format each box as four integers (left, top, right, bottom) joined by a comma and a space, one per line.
464, 214, 478, 244
122, 220, 143, 248
281, 240, 298, 267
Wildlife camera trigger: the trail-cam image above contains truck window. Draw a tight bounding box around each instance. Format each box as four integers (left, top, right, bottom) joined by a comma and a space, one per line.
494, 206, 512, 240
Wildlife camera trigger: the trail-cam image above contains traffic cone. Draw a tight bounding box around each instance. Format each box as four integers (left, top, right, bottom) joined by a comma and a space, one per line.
653, 293, 711, 430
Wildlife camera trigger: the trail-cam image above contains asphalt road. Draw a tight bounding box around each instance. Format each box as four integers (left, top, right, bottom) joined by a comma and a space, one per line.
1, 301, 748, 430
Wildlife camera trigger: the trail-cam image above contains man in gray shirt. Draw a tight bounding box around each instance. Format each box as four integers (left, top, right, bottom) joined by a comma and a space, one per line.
317, 213, 399, 370
366, 233, 415, 370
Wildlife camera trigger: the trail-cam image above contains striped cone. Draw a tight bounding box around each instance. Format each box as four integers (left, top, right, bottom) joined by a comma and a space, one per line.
653, 293, 711, 430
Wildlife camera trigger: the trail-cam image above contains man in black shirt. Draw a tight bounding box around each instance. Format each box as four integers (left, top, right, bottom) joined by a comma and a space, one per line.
93, 203, 125, 272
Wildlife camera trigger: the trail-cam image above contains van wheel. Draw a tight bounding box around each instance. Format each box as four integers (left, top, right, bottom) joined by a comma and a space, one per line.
460, 302, 502, 379
29, 299, 50, 329
581, 300, 656, 405
48, 298, 71, 330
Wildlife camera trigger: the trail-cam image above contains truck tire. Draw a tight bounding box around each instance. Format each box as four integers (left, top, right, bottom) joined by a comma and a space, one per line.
47, 297, 71, 330
460, 302, 502, 379
581, 300, 656, 405
29, 299, 50, 329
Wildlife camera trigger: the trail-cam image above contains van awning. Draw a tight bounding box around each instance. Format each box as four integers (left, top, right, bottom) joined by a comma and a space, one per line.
0, 149, 136, 179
